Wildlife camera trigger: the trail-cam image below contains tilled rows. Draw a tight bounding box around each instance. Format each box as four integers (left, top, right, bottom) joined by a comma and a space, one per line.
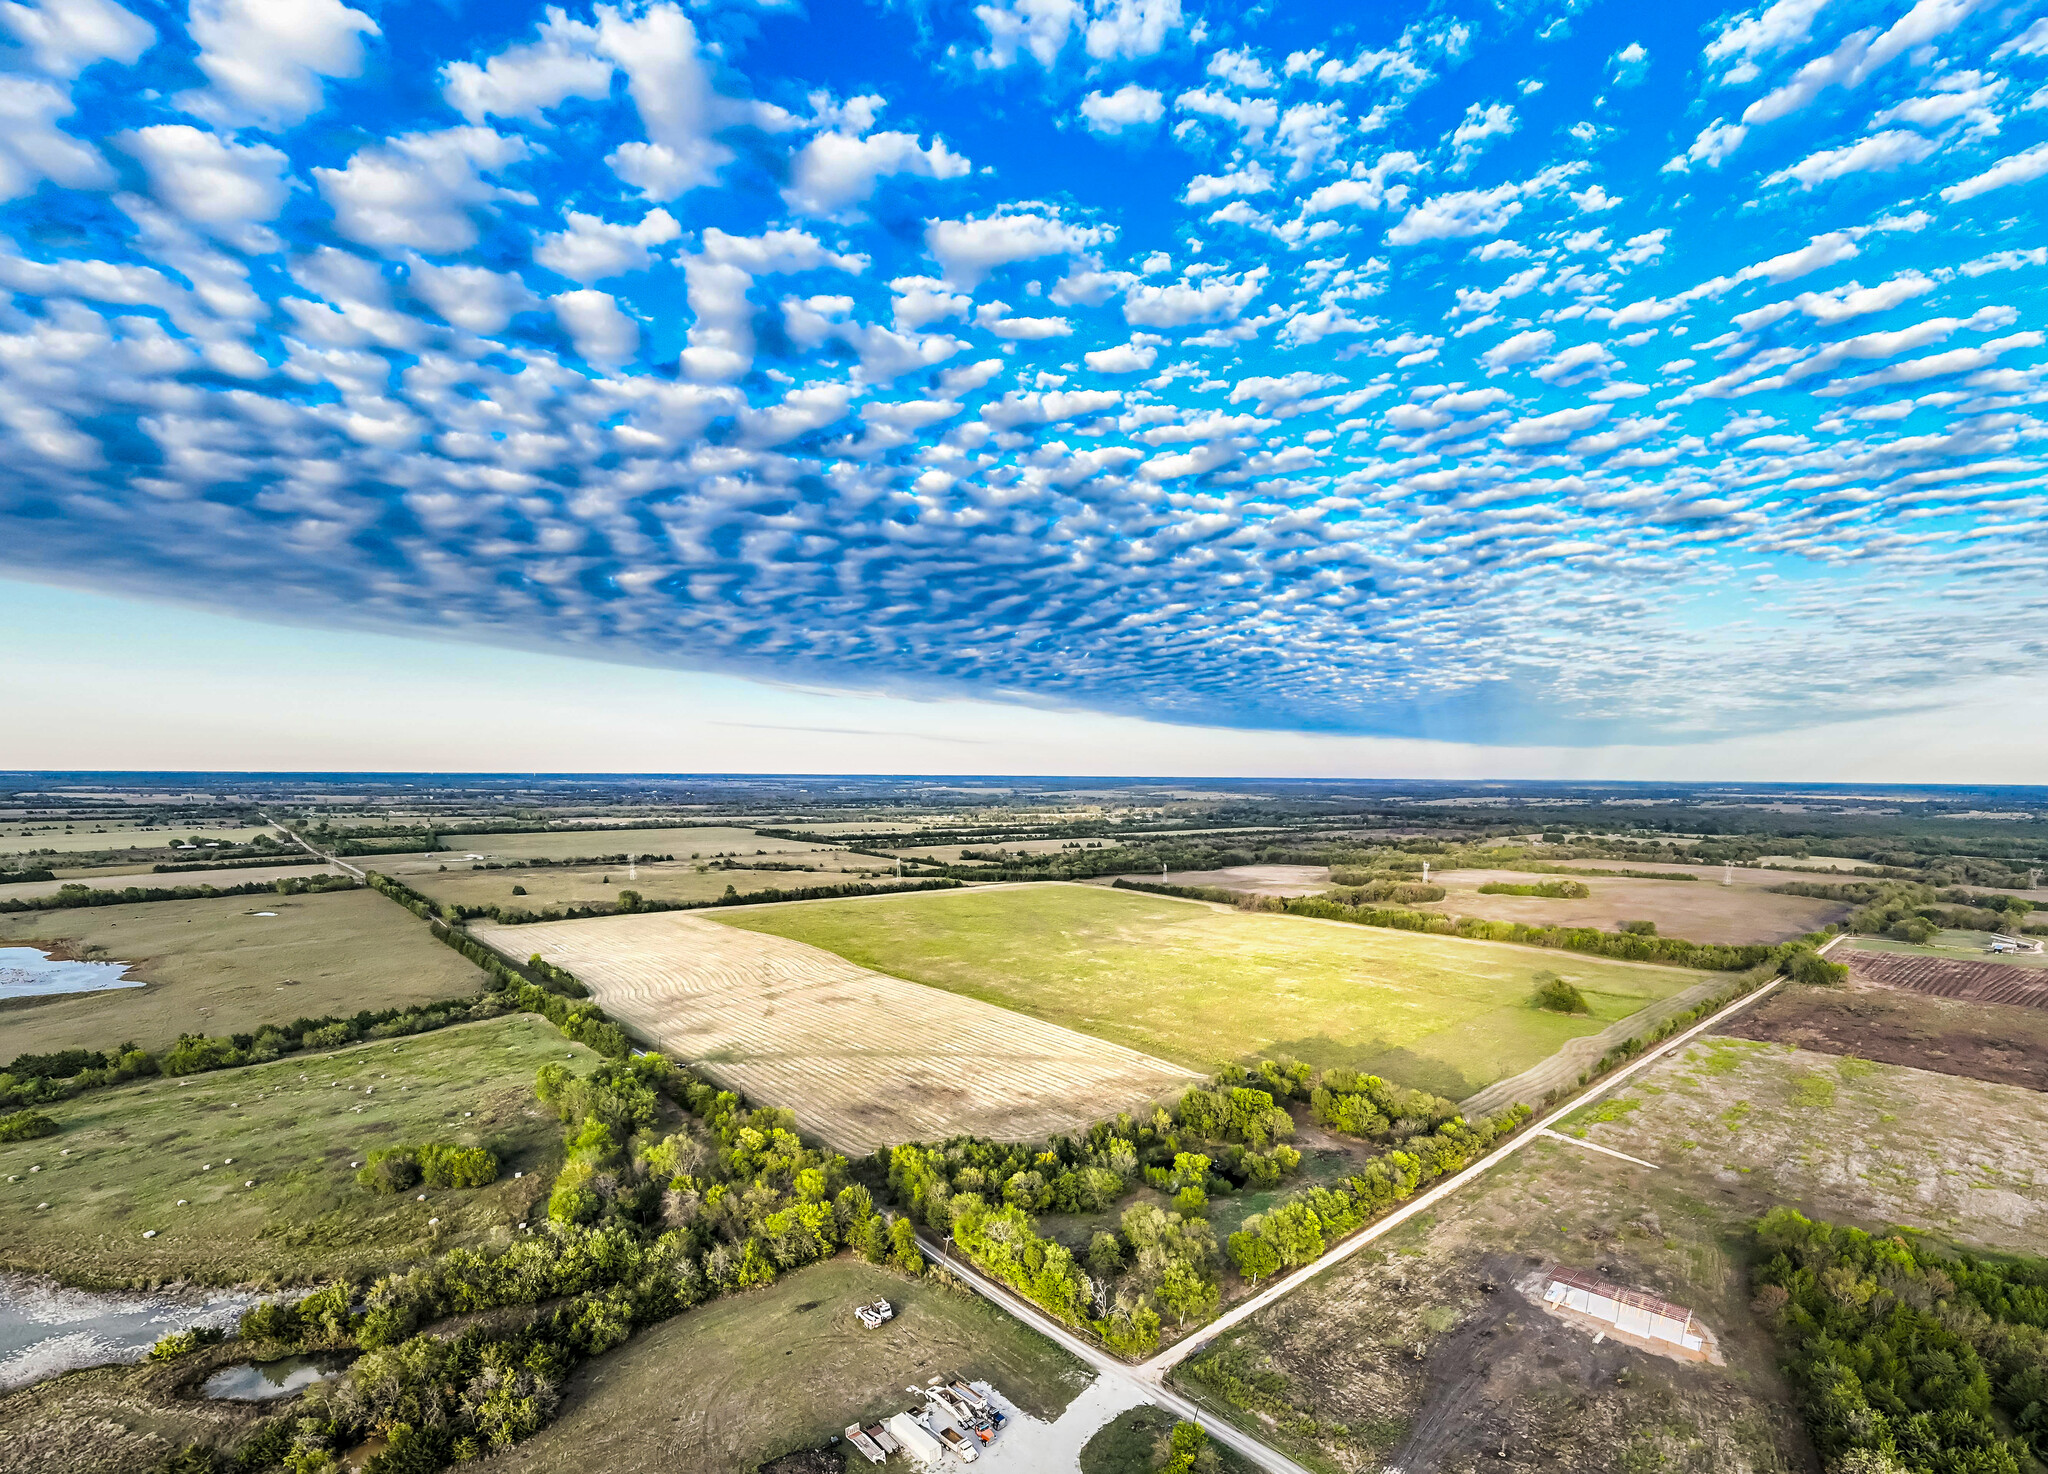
1844, 948, 2048, 1011
475, 911, 1199, 1153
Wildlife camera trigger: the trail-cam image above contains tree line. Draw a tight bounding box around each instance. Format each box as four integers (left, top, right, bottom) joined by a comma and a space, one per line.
0, 872, 359, 915
1753, 1207, 2048, 1474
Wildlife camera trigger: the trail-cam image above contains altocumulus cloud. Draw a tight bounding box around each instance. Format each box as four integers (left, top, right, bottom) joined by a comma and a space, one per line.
0, 0, 2047, 745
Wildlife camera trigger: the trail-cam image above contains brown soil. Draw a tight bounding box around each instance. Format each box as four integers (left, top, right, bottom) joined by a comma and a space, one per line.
1727, 982, 2048, 1092
1417, 870, 1846, 946
1840, 947, 2048, 1008
755, 1448, 842, 1474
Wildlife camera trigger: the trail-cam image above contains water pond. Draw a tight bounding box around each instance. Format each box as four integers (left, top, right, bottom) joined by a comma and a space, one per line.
0, 946, 142, 998
0, 1274, 274, 1391
202, 1353, 352, 1401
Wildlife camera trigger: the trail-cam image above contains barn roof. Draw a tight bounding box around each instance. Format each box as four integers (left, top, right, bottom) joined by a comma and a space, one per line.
1546, 1265, 1693, 1326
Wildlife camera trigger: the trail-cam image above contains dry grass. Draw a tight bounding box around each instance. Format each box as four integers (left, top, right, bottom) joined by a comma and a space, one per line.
0, 890, 488, 1057
0, 863, 339, 904
476, 911, 1199, 1154
1418, 869, 1846, 946
435, 827, 826, 863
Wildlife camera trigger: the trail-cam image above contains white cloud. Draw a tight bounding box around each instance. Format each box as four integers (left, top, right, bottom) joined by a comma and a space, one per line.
784, 112, 970, 217
1501, 403, 1608, 444
551, 288, 636, 366
1385, 164, 1582, 245
1229, 370, 1344, 413
1085, 337, 1161, 372
1608, 41, 1649, 86
117, 124, 288, 251
1664, 118, 1747, 173
1743, 0, 1984, 127
1080, 84, 1164, 135
1941, 140, 2048, 202
183, 0, 378, 130
441, 9, 613, 124
1175, 88, 1279, 147
1482, 327, 1555, 373
0, 75, 112, 201
976, 301, 1073, 338
889, 275, 972, 330
1533, 341, 1614, 383
1183, 165, 1272, 204
680, 227, 865, 382
534, 207, 681, 284
1570, 184, 1621, 212
0, 0, 153, 77
1207, 47, 1272, 88
1765, 129, 1937, 188
313, 128, 532, 255
1123, 267, 1267, 327
597, 2, 736, 200
974, 0, 1080, 69
1449, 101, 1516, 171
1787, 272, 1936, 324
406, 256, 538, 333
1086, 0, 1182, 60
1703, 0, 1828, 81
926, 210, 1108, 288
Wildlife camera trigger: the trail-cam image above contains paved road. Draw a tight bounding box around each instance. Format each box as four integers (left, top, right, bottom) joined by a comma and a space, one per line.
914, 1231, 1318, 1474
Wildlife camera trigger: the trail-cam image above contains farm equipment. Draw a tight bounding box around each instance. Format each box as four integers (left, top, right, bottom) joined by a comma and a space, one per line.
844, 1425, 885, 1465
919, 1380, 994, 1441
854, 1298, 895, 1329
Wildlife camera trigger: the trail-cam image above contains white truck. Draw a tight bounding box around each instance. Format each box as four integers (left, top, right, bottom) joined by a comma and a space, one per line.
884, 1412, 946, 1463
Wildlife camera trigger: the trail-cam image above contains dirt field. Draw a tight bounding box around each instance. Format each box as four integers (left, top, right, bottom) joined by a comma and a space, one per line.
0, 890, 488, 1057
711, 885, 1707, 1100
1846, 932, 2048, 970
1416, 870, 1845, 946
392, 859, 894, 915
0, 1016, 592, 1286
1113, 865, 1333, 897
1172, 1135, 1811, 1474
489, 1257, 1091, 1474
0, 862, 338, 903
1840, 946, 2048, 1007
1565, 1035, 2048, 1254
1727, 980, 2048, 1092
477, 910, 1199, 1153
437, 827, 826, 862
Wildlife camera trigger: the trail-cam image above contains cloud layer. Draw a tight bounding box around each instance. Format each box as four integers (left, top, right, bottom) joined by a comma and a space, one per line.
1, 0, 2046, 743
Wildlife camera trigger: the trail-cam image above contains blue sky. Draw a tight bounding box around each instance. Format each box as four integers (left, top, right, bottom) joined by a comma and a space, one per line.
2, 0, 2045, 763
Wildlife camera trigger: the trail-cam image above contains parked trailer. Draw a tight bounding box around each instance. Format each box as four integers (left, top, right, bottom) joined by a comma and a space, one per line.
947, 1379, 988, 1413
884, 1412, 945, 1462
926, 1416, 979, 1463
844, 1425, 885, 1465
865, 1424, 900, 1455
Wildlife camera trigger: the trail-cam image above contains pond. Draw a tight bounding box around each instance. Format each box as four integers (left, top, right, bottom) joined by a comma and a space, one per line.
202, 1353, 352, 1401
0, 1273, 275, 1391
0, 946, 143, 998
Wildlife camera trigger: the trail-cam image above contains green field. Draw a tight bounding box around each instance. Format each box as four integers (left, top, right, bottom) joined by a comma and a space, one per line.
436, 826, 827, 862
490, 1256, 1091, 1474
710, 885, 1708, 1098
1847, 929, 2048, 968
1, 823, 265, 860
387, 858, 893, 914
0, 889, 488, 1057
0, 1015, 596, 1286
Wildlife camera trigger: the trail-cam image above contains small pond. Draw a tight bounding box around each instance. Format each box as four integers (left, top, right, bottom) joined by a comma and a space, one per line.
203, 1353, 352, 1401
0, 1274, 277, 1391
0, 946, 143, 998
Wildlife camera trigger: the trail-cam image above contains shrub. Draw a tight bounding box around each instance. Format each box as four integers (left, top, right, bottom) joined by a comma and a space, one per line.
1532, 972, 1590, 1014
1619, 919, 1657, 936
0, 1109, 60, 1141
148, 1325, 225, 1360
357, 1148, 422, 1194
419, 1143, 500, 1189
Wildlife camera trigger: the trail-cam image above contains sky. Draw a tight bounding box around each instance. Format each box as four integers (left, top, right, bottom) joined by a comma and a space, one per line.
2, 0, 2046, 772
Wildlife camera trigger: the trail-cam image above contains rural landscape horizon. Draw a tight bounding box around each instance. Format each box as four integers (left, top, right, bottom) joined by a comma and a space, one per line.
3, 0, 2046, 1471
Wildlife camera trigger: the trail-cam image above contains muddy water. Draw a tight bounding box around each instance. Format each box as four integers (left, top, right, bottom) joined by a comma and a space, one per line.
0, 1273, 273, 1390
202, 1353, 350, 1400
0, 946, 142, 998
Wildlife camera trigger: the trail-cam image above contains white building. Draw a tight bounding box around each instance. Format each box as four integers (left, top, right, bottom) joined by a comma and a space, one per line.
1544, 1266, 1705, 1356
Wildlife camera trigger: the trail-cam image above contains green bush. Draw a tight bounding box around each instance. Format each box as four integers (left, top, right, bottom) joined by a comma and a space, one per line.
1477, 879, 1592, 899
0, 1109, 60, 1141
357, 1148, 422, 1194
148, 1325, 225, 1360
419, 1143, 500, 1189
1532, 972, 1590, 1014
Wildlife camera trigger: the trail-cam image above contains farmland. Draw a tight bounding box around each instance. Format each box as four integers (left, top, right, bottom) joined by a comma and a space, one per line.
1, 824, 267, 861
478, 909, 1199, 1152
0, 1016, 596, 1286
434, 826, 831, 863
389, 859, 895, 916
711, 884, 1708, 1099
0, 862, 337, 904
1414, 869, 1846, 945
488, 1257, 1091, 1474
0, 889, 487, 1057
1728, 978, 2048, 1091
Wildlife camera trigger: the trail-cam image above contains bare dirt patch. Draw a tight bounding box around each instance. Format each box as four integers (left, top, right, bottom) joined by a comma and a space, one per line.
1840, 946, 2048, 1006
1417, 870, 1846, 946
478, 911, 1198, 1153
1726, 981, 2048, 1092
1109, 865, 1333, 897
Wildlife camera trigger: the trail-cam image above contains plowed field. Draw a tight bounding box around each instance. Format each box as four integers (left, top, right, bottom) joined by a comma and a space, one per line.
475, 912, 1198, 1152
1844, 947, 2048, 1009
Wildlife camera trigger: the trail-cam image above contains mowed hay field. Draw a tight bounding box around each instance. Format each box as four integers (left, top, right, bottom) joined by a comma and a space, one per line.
390, 859, 893, 916
478, 910, 1199, 1153
0, 890, 488, 1057
490, 1257, 1091, 1474
0, 824, 264, 861
712, 885, 1709, 1099
0, 862, 338, 904
0, 1016, 597, 1286
437, 827, 828, 862
1416, 869, 1847, 945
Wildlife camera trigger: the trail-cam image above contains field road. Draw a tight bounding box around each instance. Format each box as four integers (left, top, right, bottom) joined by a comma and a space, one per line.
263, 817, 365, 879
914, 1231, 1318, 1474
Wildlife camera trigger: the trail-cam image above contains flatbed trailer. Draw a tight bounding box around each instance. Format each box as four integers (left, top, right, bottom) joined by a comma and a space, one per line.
844, 1424, 885, 1464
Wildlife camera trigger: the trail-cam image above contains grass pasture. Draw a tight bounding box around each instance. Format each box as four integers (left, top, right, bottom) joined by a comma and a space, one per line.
0, 1015, 597, 1286
388, 858, 894, 916
489, 1257, 1091, 1474
436, 827, 829, 863
1, 824, 267, 861
711, 885, 1708, 1099
480, 910, 1198, 1153
1416, 868, 1846, 945
0, 889, 489, 1058
0, 862, 338, 904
